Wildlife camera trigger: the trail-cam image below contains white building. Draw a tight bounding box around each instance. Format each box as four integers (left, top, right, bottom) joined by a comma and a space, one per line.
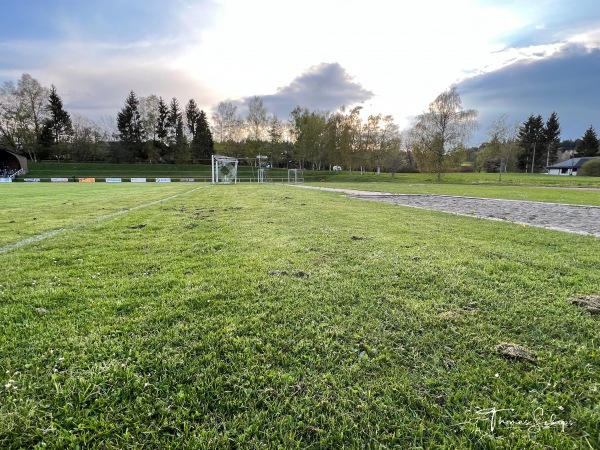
546, 157, 599, 175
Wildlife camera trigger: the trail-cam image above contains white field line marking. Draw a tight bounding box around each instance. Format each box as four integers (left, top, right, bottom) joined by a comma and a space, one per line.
0, 186, 207, 255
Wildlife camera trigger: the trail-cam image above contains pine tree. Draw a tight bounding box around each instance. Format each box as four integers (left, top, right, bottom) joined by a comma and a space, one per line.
185, 99, 201, 139
575, 126, 599, 157
116, 91, 145, 161
543, 112, 561, 166
517, 115, 544, 172
191, 110, 214, 161
39, 85, 73, 158
167, 98, 182, 145
173, 119, 190, 163
155, 97, 169, 145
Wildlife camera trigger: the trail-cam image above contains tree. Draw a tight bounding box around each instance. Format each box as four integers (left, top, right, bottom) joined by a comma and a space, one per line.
289, 107, 328, 169
70, 114, 109, 161
155, 97, 169, 145
363, 114, 400, 174
544, 112, 561, 167
0, 81, 25, 152
0, 74, 49, 161
17, 74, 49, 144
116, 91, 145, 162
363, 114, 381, 172
212, 101, 238, 143
575, 126, 599, 157
266, 114, 285, 166
410, 87, 478, 181
139, 95, 160, 141
477, 115, 522, 179
172, 120, 190, 163
517, 114, 545, 172
247, 96, 267, 142
167, 98, 183, 144
39, 85, 73, 160
191, 110, 213, 161
185, 99, 201, 139
579, 158, 600, 176
339, 106, 363, 172
162, 98, 187, 162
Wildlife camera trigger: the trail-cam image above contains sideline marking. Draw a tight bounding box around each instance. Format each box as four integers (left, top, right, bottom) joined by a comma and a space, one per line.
0, 186, 207, 255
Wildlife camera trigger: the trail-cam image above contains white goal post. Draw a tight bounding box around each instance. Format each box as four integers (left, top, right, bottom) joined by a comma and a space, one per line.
212, 155, 239, 184
287, 169, 304, 183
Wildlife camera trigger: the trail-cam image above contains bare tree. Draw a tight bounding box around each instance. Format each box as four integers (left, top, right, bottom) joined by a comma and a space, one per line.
246, 96, 267, 142
98, 115, 119, 142
211, 101, 239, 143
411, 87, 477, 181
0, 74, 49, 161
0, 81, 22, 150
17, 74, 49, 139
71, 114, 109, 161
139, 95, 160, 141
477, 115, 522, 179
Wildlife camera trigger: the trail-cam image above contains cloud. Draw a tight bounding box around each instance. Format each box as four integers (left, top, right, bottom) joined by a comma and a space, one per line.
249, 63, 374, 118
457, 43, 600, 142
51, 65, 220, 119
0, 1, 221, 119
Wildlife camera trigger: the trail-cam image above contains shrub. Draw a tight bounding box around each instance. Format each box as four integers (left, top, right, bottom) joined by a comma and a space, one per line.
579, 158, 600, 176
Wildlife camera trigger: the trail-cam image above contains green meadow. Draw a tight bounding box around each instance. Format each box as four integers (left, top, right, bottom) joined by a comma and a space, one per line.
0, 183, 598, 448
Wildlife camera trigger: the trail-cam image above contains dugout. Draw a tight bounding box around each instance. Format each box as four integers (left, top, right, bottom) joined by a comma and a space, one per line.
0, 149, 28, 177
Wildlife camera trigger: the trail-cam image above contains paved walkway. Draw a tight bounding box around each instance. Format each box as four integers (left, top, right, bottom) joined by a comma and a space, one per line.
293, 186, 600, 238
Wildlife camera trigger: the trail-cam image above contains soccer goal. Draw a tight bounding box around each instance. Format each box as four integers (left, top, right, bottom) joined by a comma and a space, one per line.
287, 169, 304, 183
212, 155, 239, 184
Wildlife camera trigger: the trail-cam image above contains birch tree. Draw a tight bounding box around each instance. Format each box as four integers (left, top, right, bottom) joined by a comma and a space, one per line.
411, 87, 478, 181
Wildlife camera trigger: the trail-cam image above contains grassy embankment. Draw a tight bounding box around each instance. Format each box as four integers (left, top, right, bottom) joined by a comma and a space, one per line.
0, 183, 598, 448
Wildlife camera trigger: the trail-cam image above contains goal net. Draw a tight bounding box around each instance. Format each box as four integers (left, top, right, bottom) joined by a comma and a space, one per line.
212, 155, 239, 184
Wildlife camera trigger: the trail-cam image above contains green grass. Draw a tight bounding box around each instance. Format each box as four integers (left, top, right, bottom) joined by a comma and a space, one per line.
0, 183, 203, 247
1, 184, 598, 448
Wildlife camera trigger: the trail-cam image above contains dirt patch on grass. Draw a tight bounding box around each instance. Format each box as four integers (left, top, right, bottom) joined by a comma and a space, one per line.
496, 343, 537, 364
568, 295, 600, 314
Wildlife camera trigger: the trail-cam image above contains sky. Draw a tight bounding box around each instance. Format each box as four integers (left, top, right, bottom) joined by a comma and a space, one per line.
1, 0, 600, 143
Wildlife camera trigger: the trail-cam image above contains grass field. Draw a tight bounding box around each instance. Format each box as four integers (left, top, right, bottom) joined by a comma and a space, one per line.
1, 183, 599, 448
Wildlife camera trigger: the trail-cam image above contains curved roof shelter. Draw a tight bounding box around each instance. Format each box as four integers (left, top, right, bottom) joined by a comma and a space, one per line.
0, 149, 28, 177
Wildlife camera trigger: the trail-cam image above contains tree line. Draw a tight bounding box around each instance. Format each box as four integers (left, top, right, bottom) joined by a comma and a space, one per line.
115, 91, 213, 163
1, 73, 599, 175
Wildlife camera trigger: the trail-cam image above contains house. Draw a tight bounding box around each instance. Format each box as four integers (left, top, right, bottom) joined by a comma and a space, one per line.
546, 156, 599, 175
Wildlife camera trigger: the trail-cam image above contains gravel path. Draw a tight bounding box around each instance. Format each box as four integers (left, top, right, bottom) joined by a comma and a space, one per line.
294, 186, 600, 238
